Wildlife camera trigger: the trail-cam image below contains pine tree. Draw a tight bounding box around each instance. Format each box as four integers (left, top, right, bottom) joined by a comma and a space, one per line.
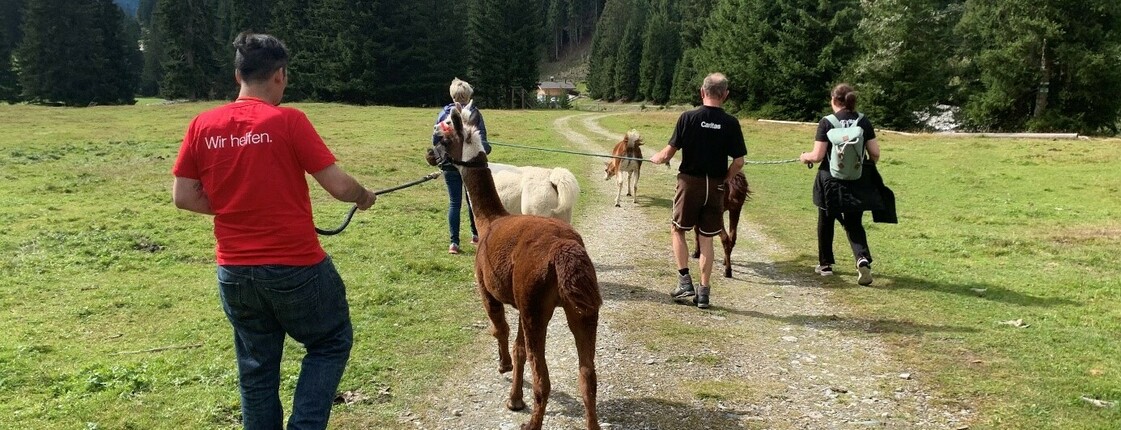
137, 0, 161, 96
638, 0, 679, 103
692, 0, 760, 112
612, 3, 644, 102
467, 0, 542, 108
16, 0, 104, 105
667, 0, 713, 105
0, 0, 21, 102
696, 0, 861, 117
587, 0, 629, 100
956, 0, 1121, 132
155, 0, 223, 100
93, 0, 140, 104
270, 0, 313, 100
850, 0, 962, 130
669, 48, 700, 104
0, 26, 17, 102
138, 0, 156, 24
367, 0, 462, 106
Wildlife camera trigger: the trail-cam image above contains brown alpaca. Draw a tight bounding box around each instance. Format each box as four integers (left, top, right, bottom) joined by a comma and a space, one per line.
693, 172, 751, 278
603, 129, 643, 207
430, 107, 602, 430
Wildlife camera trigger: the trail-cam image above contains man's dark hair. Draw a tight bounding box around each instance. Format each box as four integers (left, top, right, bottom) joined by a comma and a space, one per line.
232, 32, 289, 82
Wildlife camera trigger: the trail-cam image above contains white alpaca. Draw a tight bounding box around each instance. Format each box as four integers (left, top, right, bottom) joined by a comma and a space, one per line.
488, 163, 580, 223
604, 129, 643, 207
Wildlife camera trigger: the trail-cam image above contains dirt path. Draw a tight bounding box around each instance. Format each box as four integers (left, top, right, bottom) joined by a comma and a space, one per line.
407, 114, 971, 429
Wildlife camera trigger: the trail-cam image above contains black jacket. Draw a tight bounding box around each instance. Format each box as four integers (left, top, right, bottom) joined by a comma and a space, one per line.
813, 160, 897, 223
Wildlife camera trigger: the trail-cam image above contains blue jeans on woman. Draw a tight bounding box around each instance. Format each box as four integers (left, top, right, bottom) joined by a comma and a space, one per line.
217, 256, 353, 430
443, 169, 478, 245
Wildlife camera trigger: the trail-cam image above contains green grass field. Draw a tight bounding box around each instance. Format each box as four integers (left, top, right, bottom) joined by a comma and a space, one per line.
0, 102, 581, 429
0, 103, 1118, 429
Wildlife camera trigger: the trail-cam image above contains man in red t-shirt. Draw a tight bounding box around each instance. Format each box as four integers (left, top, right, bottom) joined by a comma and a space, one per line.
172, 32, 375, 430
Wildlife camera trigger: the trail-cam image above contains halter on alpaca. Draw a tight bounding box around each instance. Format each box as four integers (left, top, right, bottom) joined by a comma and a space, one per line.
432, 106, 602, 430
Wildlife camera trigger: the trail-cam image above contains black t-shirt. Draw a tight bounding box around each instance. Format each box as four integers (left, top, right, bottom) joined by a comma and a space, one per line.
668, 106, 748, 178
814, 110, 876, 171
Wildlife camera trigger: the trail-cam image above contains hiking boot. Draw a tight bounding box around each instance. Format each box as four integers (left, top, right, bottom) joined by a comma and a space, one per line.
856, 258, 873, 286
670, 273, 695, 298
815, 265, 834, 276
471, 235, 480, 245
448, 243, 460, 254
693, 285, 711, 309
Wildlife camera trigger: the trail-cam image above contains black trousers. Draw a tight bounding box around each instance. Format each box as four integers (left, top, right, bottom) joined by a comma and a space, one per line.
818, 209, 872, 266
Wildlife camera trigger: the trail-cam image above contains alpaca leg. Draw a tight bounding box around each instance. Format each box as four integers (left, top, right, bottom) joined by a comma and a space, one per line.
614, 176, 623, 207
631, 169, 640, 203
507, 324, 527, 411
691, 230, 701, 259
520, 312, 553, 430
723, 206, 741, 278
625, 172, 633, 196
481, 288, 512, 373
565, 306, 601, 430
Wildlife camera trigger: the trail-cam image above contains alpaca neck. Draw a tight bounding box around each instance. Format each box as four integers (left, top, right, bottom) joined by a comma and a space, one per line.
461, 166, 509, 232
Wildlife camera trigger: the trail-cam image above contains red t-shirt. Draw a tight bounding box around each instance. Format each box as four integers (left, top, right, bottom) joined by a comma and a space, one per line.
173, 97, 337, 266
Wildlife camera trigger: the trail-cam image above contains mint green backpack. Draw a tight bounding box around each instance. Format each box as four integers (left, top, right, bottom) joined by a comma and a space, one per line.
824, 113, 866, 180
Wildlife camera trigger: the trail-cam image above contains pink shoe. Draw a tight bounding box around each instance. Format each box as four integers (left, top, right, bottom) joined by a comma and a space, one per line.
448, 243, 460, 254
471, 235, 479, 245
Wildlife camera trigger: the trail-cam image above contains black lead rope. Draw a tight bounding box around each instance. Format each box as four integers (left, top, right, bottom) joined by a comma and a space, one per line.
315, 171, 443, 236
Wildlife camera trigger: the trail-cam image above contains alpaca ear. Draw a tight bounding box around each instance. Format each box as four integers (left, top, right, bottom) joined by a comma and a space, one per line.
463, 100, 480, 126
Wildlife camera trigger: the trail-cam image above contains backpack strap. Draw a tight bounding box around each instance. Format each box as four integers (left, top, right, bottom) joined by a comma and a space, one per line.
855, 112, 867, 160
824, 114, 841, 128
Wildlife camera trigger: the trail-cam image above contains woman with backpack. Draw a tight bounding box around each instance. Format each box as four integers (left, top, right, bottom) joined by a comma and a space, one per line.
799, 83, 883, 286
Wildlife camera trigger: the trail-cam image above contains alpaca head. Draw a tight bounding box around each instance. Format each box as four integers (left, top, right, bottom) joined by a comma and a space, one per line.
431, 106, 486, 169
603, 160, 617, 180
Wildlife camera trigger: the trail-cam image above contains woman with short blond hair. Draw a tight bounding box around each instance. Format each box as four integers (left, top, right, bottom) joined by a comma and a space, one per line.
432, 78, 490, 254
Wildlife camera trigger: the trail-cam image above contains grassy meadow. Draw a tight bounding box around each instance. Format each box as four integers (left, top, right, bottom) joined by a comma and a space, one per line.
0, 102, 1118, 429
0, 102, 582, 429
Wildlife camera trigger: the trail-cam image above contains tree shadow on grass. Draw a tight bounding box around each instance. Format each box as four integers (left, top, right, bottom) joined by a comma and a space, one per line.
602, 276, 979, 335
600, 281, 664, 302
541, 390, 753, 429
593, 263, 638, 273
716, 305, 979, 335
634, 194, 672, 210
766, 254, 1081, 308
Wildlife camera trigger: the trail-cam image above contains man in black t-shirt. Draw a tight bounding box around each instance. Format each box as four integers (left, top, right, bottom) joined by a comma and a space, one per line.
651, 72, 747, 309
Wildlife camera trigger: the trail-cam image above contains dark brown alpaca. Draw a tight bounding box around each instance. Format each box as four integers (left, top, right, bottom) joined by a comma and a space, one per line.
430, 107, 602, 430
693, 172, 751, 278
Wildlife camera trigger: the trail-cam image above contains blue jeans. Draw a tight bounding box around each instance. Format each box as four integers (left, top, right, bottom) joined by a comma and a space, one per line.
443, 169, 478, 245
217, 256, 353, 430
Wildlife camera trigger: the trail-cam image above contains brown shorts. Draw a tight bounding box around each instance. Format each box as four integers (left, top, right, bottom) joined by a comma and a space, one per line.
672, 173, 725, 237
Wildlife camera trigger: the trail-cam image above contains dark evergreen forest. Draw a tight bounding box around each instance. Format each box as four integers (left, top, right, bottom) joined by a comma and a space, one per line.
2, 0, 1120, 132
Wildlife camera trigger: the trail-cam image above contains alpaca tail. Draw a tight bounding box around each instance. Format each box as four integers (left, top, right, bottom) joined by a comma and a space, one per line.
550, 168, 581, 222
554, 240, 602, 315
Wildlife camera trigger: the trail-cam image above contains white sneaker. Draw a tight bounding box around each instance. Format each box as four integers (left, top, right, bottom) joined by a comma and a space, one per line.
814, 265, 833, 276
856, 259, 873, 286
